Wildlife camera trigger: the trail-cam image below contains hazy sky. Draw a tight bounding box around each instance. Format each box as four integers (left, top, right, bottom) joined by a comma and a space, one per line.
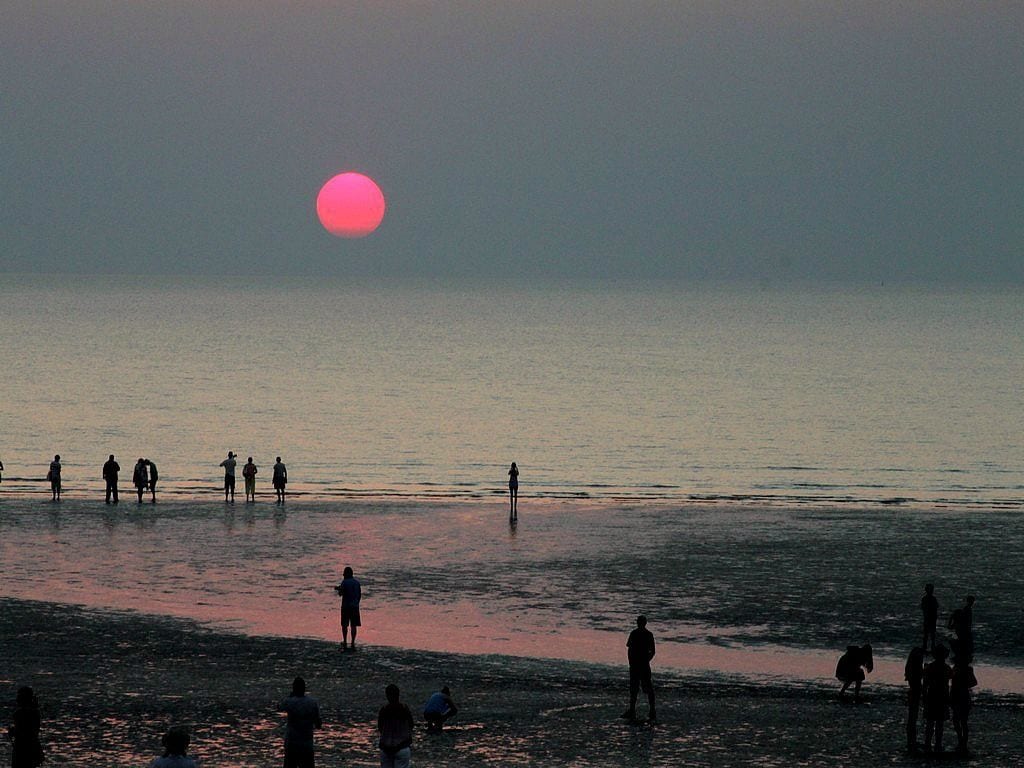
3, 2, 1022, 281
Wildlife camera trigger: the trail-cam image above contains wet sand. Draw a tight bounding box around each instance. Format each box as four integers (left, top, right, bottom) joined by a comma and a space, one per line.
3, 598, 1022, 767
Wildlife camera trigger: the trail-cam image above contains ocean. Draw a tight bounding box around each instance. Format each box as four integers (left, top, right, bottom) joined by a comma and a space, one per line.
1, 277, 1021, 507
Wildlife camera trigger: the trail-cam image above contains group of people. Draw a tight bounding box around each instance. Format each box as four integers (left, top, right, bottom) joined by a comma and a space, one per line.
219, 452, 288, 503
834, 585, 979, 756
101, 455, 159, 503
906, 588, 978, 755
9, 456, 520, 511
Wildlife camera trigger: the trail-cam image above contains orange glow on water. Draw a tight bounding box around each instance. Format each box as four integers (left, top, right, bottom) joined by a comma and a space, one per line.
316, 172, 385, 238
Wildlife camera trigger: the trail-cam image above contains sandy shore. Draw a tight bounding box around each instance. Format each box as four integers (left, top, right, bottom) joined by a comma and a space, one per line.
2, 599, 1022, 767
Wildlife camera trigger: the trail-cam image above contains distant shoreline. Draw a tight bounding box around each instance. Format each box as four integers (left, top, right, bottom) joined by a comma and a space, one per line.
0, 484, 1020, 511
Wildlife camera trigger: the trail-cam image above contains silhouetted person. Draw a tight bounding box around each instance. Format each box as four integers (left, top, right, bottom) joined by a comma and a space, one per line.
280, 676, 322, 768
149, 725, 197, 768
273, 457, 288, 503
0, 458, 5, 484
103, 454, 120, 504
950, 658, 977, 755
622, 615, 656, 723
921, 584, 938, 650
243, 456, 258, 502
335, 566, 361, 651
923, 644, 952, 753
378, 684, 414, 768
905, 646, 926, 752
948, 595, 975, 662
423, 686, 458, 732
835, 644, 873, 700
8, 686, 43, 768
220, 451, 237, 502
147, 459, 159, 502
507, 462, 519, 520
48, 455, 61, 501
133, 458, 149, 503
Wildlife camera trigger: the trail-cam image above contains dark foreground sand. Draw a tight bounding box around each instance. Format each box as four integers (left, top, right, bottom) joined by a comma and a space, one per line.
2, 599, 1022, 767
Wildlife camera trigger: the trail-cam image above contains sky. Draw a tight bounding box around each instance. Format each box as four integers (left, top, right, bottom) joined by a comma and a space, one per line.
2, 1, 1022, 282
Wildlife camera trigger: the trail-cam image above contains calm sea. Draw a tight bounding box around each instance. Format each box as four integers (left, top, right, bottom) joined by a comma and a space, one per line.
1, 277, 1022, 507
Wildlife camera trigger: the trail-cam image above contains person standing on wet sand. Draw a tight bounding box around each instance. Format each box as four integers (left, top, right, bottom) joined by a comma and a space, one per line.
103, 454, 120, 504
279, 676, 322, 768
48, 455, 62, 501
133, 457, 149, 503
923, 644, 952, 753
921, 583, 938, 650
273, 457, 288, 503
507, 462, 519, 520
950, 656, 977, 755
905, 646, 926, 752
0, 457, 5, 485
378, 684, 414, 768
147, 459, 158, 503
8, 685, 44, 768
220, 451, 237, 502
623, 615, 657, 723
243, 456, 258, 502
335, 566, 362, 651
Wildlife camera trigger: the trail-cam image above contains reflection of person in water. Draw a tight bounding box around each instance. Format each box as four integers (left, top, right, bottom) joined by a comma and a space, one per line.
835, 644, 873, 700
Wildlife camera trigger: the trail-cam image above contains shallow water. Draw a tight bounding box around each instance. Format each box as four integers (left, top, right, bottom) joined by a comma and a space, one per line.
2, 498, 1022, 693
1, 279, 1023, 506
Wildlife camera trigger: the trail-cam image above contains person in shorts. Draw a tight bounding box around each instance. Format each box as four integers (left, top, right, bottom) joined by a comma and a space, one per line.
220, 451, 237, 502
49, 454, 62, 501
242, 456, 258, 502
335, 566, 362, 651
423, 686, 458, 732
623, 615, 656, 723
273, 456, 288, 503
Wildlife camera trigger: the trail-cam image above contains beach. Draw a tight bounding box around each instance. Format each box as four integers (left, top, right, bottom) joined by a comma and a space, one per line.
3, 496, 1024, 765
4, 598, 1023, 767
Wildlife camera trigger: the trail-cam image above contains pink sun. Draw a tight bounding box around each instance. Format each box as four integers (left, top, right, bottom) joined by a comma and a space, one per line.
316, 172, 386, 238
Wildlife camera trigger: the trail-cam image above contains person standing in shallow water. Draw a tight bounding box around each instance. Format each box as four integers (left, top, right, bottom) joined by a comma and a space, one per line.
273, 456, 288, 503
279, 676, 322, 768
102, 454, 120, 504
507, 462, 519, 520
147, 459, 158, 503
132, 458, 149, 503
335, 566, 362, 651
9, 685, 44, 768
48, 455, 62, 501
623, 615, 657, 723
921, 583, 938, 650
242, 456, 258, 502
220, 451, 237, 502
